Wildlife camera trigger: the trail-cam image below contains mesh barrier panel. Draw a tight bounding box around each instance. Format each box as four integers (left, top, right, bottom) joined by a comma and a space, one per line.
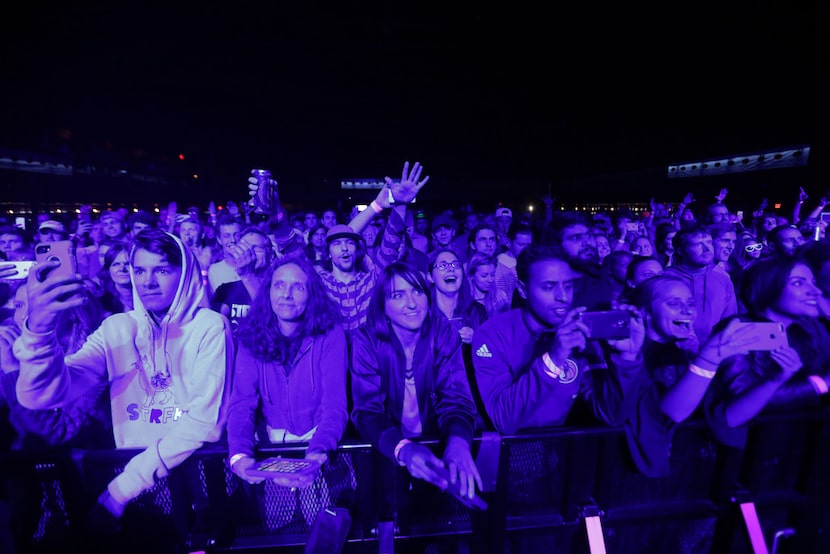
4, 413, 830, 552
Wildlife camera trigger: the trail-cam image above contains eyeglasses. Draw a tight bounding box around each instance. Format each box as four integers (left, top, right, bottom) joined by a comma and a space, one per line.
744, 243, 764, 253
434, 261, 461, 271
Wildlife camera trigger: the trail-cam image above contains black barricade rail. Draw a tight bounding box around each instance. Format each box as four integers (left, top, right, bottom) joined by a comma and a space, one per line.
2, 410, 829, 553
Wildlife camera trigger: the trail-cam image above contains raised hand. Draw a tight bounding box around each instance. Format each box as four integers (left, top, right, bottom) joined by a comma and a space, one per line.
548, 307, 589, 365
715, 188, 728, 203
682, 192, 695, 205
26, 263, 86, 334
607, 305, 645, 360
384, 161, 429, 204
799, 187, 809, 203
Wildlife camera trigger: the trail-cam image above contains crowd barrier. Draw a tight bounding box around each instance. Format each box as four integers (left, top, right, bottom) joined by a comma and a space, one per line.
2, 408, 829, 554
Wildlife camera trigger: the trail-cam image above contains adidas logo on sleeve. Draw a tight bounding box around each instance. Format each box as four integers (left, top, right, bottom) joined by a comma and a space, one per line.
475, 344, 493, 358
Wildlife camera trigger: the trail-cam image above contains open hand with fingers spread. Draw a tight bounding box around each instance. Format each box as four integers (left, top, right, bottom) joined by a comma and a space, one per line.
384, 161, 429, 204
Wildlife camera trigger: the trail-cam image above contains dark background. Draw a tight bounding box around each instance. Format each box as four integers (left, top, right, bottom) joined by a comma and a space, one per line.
2, 2, 829, 212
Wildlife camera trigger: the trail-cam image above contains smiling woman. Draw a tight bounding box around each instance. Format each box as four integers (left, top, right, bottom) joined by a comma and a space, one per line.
351, 261, 482, 500
704, 257, 830, 448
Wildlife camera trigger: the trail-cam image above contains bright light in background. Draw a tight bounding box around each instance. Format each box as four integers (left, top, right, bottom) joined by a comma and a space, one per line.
154, 207, 160, 213
774, 203, 782, 209
193, 174, 199, 179
528, 205, 534, 212
178, 153, 185, 161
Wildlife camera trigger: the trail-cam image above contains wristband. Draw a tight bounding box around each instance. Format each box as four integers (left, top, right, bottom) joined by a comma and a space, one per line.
229, 453, 248, 468
394, 439, 412, 466
808, 375, 829, 395
542, 353, 579, 384
541, 352, 562, 379
370, 200, 383, 214
688, 363, 716, 380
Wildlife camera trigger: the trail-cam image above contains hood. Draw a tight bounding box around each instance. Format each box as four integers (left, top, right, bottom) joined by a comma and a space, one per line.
129, 232, 208, 381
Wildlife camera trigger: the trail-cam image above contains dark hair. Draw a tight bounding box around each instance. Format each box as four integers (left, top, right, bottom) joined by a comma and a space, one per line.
516, 243, 573, 285
127, 210, 156, 230
428, 248, 476, 308
131, 229, 183, 268
508, 222, 533, 241
707, 223, 737, 240
366, 262, 433, 342
625, 255, 662, 285
543, 212, 591, 245
0, 226, 24, 239
97, 242, 132, 313
467, 222, 498, 248
654, 223, 676, 254
797, 241, 830, 286
216, 214, 242, 230
237, 256, 341, 362
767, 224, 802, 250
671, 225, 711, 255
740, 256, 804, 316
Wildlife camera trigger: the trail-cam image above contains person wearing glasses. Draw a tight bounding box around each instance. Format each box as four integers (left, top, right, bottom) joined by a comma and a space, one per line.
428, 249, 486, 346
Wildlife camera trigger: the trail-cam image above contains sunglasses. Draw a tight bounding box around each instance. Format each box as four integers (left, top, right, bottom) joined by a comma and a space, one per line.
744, 243, 764, 253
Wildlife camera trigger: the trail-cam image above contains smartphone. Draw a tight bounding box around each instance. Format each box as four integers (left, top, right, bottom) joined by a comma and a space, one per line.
736, 210, 744, 220
625, 222, 639, 232
244, 457, 322, 479
733, 322, 788, 351
14, 216, 26, 230
0, 261, 36, 281
579, 310, 632, 340
34, 241, 78, 282
821, 212, 830, 224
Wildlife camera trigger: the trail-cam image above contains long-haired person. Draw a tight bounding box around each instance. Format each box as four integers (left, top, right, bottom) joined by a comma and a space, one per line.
466, 252, 510, 320
228, 256, 347, 477
620, 275, 754, 476
428, 249, 486, 345
97, 242, 134, 316
351, 262, 482, 499
705, 256, 830, 448
227, 256, 348, 528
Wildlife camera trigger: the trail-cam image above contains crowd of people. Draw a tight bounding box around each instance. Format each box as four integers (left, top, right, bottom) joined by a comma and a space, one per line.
1, 161, 830, 547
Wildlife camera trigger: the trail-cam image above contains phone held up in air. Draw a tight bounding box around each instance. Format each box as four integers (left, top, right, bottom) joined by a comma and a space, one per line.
35, 240, 78, 282
578, 310, 632, 340
0, 261, 36, 282
733, 322, 788, 351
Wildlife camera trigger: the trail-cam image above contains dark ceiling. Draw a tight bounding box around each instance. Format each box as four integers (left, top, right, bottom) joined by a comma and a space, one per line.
2, 2, 829, 207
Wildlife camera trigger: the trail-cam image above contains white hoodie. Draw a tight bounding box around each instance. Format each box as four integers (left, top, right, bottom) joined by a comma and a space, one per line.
15, 233, 233, 505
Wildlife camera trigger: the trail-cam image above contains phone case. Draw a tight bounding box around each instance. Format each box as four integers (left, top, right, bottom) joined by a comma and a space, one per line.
244, 457, 322, 479
34, 241, 77, 282
734, 322, 788, 351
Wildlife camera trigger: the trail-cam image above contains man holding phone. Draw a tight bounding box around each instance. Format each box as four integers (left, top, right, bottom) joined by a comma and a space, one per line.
14, 229, 232, 533
471, 244, 644, 434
